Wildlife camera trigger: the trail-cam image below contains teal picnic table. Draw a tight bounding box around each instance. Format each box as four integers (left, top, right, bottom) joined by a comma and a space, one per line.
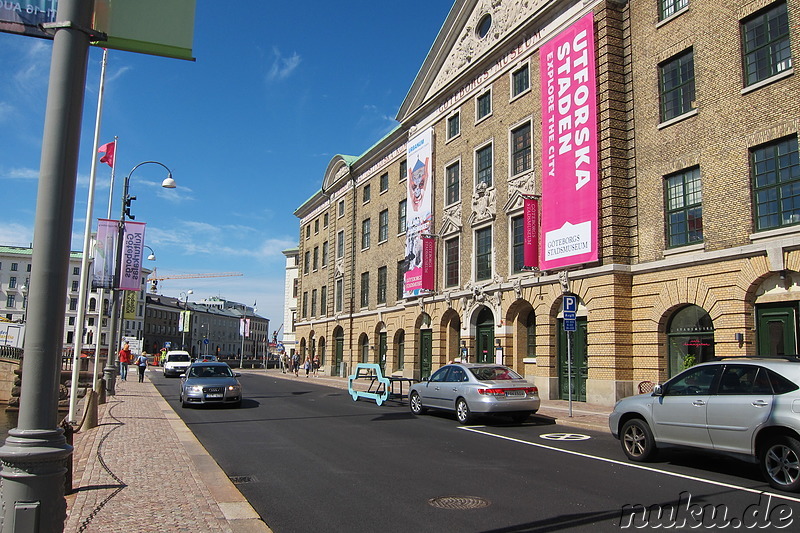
347, 363, 418, 406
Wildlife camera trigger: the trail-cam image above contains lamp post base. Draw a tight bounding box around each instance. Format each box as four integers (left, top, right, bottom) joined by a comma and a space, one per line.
103, 364, 117, 396
0, 427, 72, 531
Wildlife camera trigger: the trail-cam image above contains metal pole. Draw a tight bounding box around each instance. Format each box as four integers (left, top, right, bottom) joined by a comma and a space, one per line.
567, 329, 574, 418
68, 47, 109, 423
0, 1, 94, 530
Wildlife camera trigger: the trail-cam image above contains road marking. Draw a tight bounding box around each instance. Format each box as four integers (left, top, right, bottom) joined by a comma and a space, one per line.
540, 432, 591, 441
458, 426, 800, 504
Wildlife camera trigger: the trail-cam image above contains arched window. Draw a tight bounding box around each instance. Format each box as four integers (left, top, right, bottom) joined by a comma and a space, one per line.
525, 312, 535, 358
667, 305, 715, 376
396, 330, 405, 370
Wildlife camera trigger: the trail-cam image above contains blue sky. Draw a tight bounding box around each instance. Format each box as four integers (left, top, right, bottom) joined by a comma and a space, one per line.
0, 1, 454, 333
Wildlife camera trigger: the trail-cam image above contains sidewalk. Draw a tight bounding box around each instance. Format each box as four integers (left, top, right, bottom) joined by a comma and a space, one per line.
65, 372, 271, 533
254, 367, 612, 432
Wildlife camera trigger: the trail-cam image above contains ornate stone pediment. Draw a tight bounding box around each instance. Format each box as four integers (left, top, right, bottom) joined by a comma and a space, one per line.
504, 171, 537, 213
439, 203, 463, 237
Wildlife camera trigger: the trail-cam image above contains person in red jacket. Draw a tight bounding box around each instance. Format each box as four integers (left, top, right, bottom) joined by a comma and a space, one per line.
118, 343, 132, 381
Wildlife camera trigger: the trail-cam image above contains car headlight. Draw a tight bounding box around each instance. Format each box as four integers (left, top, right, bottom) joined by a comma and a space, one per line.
186, 385, 204, 393
227, 385, 241, 391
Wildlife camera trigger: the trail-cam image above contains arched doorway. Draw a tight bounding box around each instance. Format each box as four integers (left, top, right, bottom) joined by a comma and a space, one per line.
667, 304, 715, 376
418, 313, 432, 379
475, 307, 494, 364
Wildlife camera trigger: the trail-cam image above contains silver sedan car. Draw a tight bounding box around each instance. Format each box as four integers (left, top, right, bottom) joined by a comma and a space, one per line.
179, 362, 242, 408
409, 363, 540, 424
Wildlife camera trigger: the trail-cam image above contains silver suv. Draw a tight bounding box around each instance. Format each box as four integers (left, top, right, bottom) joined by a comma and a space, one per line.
609, 358, 800, 492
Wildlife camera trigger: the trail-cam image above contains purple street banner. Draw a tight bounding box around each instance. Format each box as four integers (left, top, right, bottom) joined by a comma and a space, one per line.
118, 221, 146, 291
539, 13, 599, 270
240, 318, 250, 337
0, 1, 57, 39
92, 218, 118, 290
523, 198, 539, 269
403, 127, 434, 297
421, 234, 436, 290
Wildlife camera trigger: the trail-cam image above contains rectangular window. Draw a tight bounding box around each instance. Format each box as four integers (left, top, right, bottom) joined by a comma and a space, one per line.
335, 280, 343, 312
445, 237, 459, 288
293, 278, 299, 298
338, 199, 345, 217
360, 272, 369, 307
476, 144, 493, 187
11, 263, 18, 272
379, 209, 389, 242
511, 122, 532, 175
659, 49, 695, 122
742, 2, 792, 86
302, 292, 308, 318
8, 277, 16, 289
660, 0, 688, 20
397, 261, 405, 300
72, 266, 79, 275
380, 172, 389, 193
323, 213, 329, 227
399, 159, 407, 182
313, 246, 319, 271
314, 219, 319, 234
69, 297, 78, 311
361, 218, 371, 249
512, 64, 530, 97
511, 216, 525, 273
363, 183, 371, 203
311, 289, 317, 316
447, 112, 460, 140
665, 167, 704, 247
305, 225, 311, 239
71, 280, 79, 291
304, 251, 310, 274
6, 294, 14, 307
398, 200, 407, 233
320, 285, 327, 315
475, 227, 493, 281
476, 90, 491, 120
753, 136, 800, 231
377, 266, 387, 304
322, 241, 328, 267
446, 161, 460, 205
337, 230, 345, 258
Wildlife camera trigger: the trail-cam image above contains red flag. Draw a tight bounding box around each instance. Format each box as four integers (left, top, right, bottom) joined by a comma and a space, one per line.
98, 141, 115, 168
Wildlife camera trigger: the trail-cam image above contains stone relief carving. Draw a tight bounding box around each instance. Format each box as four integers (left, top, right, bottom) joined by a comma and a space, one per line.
335, 257, 344, 279
431, 0, 546, 94
470, 182, 496, 224
440, 203, 463, 236
513, 278, 522, 300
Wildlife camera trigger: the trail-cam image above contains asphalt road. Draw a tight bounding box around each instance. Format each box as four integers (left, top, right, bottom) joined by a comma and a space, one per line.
152, 371, 800, 532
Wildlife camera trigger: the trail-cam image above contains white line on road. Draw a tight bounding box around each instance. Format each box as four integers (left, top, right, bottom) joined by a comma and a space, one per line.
458, 426, 800, 504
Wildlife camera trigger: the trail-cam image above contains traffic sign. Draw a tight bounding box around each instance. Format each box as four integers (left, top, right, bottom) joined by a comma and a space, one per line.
564, 318, 577, 331
203, 338, 209, 345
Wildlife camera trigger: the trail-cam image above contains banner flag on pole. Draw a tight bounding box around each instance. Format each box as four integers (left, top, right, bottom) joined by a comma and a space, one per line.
98, 141, 116, 168
118, 221, 147, 291
92, 219, 118, 289
523, 198, 539, 269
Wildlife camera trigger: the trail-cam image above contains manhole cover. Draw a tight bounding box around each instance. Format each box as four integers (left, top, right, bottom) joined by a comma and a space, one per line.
428, 496, 491, 510
229, 475, 255, 484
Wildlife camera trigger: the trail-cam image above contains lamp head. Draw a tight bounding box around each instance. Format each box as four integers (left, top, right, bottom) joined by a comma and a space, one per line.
161, 174, 177, 189
147, 253, 156, 261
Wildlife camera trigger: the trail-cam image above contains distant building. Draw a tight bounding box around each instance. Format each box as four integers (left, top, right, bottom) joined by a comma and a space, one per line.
282, 247, 299, 355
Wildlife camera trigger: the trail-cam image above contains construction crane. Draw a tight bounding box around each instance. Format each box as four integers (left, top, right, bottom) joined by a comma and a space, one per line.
147, 268, 244, 292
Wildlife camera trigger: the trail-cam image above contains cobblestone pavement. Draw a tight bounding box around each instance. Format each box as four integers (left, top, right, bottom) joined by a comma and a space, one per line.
252, 367, 612, 432
65, 371, 270, 533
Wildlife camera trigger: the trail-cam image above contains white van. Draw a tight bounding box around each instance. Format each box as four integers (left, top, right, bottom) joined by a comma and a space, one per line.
162, 350, 192, 377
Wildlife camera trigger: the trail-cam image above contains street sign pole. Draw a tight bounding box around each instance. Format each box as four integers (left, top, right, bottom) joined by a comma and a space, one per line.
562, 293, 577, 418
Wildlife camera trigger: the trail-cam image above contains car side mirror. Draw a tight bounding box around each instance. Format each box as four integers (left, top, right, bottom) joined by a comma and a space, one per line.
234, 372, 241, 377
652, 384, 664, 396
179, 373, 186, 378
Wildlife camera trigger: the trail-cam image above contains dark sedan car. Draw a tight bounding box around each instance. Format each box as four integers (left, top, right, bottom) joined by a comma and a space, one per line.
179, 362, 242, 408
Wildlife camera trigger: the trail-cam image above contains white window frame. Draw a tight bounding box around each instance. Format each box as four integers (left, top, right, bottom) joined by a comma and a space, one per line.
475, 87, 493, 124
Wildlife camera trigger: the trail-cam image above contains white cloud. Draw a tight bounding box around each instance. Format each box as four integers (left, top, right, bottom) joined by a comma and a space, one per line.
267, 47, 301, 81
0, 222, 33, 247
0, 167, 39, 180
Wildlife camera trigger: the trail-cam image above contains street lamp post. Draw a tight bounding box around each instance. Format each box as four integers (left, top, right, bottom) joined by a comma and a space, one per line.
104, 162, 176, 397
180, 290, 193, 350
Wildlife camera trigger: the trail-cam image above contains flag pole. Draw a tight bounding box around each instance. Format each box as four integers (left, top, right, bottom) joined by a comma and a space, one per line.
68, 48, 109, 423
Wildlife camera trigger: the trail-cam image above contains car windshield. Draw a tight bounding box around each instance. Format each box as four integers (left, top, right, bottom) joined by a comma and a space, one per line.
469, 366, 523, 381
170, 354, 191, 362
189, 365, 233, 378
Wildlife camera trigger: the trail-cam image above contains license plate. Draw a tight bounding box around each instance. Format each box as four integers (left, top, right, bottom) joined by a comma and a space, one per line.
206, 393, 223, 398
505, 390, 524, 397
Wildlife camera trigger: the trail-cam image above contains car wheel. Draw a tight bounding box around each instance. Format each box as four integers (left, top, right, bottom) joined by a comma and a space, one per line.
409, 392, 427, 415
455, 398, 472, 425
510, 411, 531, 424
620, 418, 657, 462
760, 436, 800, 492
180, 393, 188, 409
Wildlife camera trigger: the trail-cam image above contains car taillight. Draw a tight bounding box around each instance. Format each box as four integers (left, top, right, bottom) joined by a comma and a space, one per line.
478, 388, 507, 396
477, 387, 538, 396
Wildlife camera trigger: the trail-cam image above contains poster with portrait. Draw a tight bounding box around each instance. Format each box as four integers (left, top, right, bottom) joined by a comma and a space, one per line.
403, 127, 434, 297
92, 219, 118, 290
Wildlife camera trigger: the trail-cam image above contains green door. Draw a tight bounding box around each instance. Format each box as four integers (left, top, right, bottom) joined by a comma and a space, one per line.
476, 325, 494, 363
558, 318, 587, 402
757, 305, 798, 356
420, 329, 432, 379
378, 332, 387, 374
333, 335, 344, 376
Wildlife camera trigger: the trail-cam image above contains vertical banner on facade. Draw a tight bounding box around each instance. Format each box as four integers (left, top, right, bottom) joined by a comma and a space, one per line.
93, 219, 118, 289
118, 221, 147, 291
403, 127, 434, 297
123, 290, 137, 320
539, 13, 599, 270
179, 310, 191, 333
523, 198, 539, 268
240, 318, 251, 337
421, 234, 436, 290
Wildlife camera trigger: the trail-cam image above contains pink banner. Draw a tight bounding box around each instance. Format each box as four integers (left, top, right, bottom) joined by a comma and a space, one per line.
118, 221, 146, 291
523, 198, 539, 269
421, 235, 436, 291
539, 13, 598, 270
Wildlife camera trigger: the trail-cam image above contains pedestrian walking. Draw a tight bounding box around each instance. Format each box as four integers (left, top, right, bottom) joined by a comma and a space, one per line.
303, 355, 312, 377
134, 352, 148, 383
118, 342, 132, 381
291, 353, 300, 376
280, 353, 288, 374
312, 354, 320, 377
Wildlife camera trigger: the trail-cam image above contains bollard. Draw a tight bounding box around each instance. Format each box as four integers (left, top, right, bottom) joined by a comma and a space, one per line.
60, 419, 75, 495
80, 390, 98, 432
98, 376, 106, 405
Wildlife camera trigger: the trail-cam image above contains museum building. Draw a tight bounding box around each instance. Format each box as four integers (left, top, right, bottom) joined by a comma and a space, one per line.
292, 0, 799, 406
